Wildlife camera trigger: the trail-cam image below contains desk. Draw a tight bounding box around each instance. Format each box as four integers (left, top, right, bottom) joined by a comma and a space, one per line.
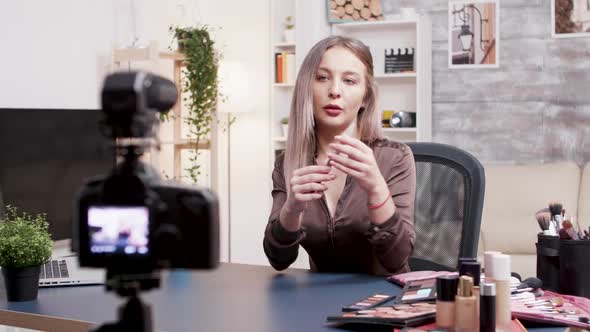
0, 264, 566, 332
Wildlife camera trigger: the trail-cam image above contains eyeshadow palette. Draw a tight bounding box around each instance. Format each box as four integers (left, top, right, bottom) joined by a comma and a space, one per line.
327, 302, 436, 328
396, 278, 437, 304
342, 294, 396, 312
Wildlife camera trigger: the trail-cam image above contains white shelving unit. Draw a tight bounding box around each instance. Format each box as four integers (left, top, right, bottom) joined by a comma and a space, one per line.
332, 16, 432, 143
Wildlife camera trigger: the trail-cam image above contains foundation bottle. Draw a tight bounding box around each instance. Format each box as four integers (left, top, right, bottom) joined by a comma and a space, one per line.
436, 275, 458, 329
490, 254, 511, 332
460, 261, 481, 316
455, 275, 477, 332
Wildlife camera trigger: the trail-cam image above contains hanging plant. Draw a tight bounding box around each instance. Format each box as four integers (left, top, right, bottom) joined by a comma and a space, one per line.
168, 25, 222, 184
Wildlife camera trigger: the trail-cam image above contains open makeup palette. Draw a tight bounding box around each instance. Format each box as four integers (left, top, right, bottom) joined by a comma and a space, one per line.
326, 302, 436, 328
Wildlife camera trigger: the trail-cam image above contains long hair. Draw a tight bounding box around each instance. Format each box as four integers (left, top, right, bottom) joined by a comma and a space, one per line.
283, 36, 382, 186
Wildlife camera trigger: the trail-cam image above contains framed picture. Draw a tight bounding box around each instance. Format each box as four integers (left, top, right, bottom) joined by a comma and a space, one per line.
327, 0, 384, 23
552, 0, 590, 38
448, 0, 500, 69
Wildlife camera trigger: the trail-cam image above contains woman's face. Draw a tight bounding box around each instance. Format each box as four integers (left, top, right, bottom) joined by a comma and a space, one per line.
312, 46, 367, 134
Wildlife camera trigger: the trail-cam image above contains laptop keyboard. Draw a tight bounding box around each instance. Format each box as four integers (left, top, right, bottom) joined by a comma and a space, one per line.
39, 259, 69, 279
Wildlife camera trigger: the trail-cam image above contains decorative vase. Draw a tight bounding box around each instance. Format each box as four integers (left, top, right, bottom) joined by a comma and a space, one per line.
2, 265, 41, 301
283, 29, 295, 44
282, 124, 289, 138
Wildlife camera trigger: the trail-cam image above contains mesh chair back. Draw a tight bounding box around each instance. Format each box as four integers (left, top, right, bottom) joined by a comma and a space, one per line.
407, 142, 485, 271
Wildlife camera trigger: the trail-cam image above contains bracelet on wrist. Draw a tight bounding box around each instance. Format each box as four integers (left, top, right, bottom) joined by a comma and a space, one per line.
368, 195, 390, 210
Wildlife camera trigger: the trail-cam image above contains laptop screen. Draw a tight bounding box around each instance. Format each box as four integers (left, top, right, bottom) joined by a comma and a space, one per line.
0, 108, 115, 240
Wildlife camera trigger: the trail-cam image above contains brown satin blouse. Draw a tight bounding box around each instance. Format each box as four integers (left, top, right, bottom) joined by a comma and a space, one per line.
263, 138, 416, 275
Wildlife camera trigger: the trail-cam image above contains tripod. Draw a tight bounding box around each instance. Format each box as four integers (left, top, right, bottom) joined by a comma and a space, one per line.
91, 270, 160, 332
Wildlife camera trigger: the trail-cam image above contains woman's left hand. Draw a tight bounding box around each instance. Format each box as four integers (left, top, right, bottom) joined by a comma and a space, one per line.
327, 135, 388, 197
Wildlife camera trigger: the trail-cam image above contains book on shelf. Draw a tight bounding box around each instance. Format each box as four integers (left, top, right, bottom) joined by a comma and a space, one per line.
274, 52, 295, 84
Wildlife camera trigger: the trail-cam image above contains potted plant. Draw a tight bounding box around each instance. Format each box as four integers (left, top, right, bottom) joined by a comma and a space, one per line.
283, 16, 295, 43
169, 25, 222, 183
280, 117, 289, 138
0, 205, 52, 301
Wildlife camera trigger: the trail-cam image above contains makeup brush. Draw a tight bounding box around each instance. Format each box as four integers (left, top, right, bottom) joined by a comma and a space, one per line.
573, 216, 583, 239
558, 228, 570, 240
563, 220, 579, 240
535, 208, 551, 231
548, 201, 563, 232
550, 297, 564, 307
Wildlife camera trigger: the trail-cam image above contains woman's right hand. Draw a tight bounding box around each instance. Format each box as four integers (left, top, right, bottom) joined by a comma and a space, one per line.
280, 165, 335, 230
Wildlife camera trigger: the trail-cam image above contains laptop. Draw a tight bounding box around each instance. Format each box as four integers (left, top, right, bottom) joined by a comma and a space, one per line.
39, 255, 105, 287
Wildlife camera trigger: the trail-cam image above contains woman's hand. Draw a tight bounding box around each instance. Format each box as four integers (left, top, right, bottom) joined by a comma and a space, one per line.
279, 165, 335, 232
284, 165, 336, 214
327, 135, 389, 203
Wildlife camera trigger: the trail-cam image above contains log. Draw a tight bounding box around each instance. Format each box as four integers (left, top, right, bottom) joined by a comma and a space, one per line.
352, 10, 361, 20
369, 0, 382, 16
344, 4, 354, 14
364, 0, 369, 6
351, 0, 363, 10
335, 6, 345, 17
360, 7, 371, 20
335, 0, 346, 6
331, 0, 337, 9
343, 14, 353, 20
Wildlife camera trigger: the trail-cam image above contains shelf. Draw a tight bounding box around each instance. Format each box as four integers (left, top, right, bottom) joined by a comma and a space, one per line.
274, 42, 295, 48
374, 72, 417, 79
159, 138, 211, 149
332, 19, 417, 32
273, 83, 295, 87
382, 128, 417, 133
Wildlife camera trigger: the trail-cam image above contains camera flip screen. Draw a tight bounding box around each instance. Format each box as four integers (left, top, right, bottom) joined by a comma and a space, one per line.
88, 206, 149, 256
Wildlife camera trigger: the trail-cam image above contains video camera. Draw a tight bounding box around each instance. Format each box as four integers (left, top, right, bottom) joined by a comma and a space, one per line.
71, 72, 219, 331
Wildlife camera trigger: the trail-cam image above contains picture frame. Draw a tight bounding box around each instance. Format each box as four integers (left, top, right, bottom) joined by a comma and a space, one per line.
552, 0, 590, 38
448, 0, 500, 69
327, 0, 384, 23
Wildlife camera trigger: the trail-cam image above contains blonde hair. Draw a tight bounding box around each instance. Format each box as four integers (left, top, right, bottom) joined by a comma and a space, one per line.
283, 36, 382, 185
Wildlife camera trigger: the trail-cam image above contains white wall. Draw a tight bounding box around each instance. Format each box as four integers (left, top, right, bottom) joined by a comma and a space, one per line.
0, 0, 272, 266
196, 1, 272, 265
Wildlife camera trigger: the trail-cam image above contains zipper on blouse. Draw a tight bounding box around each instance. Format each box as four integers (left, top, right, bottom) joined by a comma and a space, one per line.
320, 197, 335, 249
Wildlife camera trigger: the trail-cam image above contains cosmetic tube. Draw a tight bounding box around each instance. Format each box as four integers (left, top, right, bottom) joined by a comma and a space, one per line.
455, 275, 477, 332
490, 254, 511, 332
480, 282, 496, 332
484, 251, 501, 283
436, 275, 458, 329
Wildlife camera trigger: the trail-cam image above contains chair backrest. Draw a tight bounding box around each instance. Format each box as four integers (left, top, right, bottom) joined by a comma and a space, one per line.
406, 142, 485, 271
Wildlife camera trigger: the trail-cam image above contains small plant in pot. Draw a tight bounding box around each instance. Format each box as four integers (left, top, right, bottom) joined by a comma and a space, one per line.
0, 205, 52, 301
280, 117, 289, 138
283, 16, 295, 43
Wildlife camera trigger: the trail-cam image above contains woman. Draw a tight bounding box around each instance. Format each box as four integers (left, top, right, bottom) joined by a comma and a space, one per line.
263, 36, 416, 275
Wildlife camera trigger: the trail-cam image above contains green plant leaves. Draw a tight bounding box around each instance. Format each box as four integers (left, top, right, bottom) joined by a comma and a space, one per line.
0, 206, 52, 268
170, 25, 221, 184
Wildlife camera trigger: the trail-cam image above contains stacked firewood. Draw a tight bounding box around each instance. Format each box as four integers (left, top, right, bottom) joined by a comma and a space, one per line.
329, 0, 384, 21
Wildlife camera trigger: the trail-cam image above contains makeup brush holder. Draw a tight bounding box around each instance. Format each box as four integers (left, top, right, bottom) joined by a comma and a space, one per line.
559, 239, 590, 298
536, 234, 560, 292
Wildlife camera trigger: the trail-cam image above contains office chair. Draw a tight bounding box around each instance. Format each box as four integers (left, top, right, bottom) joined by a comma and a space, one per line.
406, 142, 485, 272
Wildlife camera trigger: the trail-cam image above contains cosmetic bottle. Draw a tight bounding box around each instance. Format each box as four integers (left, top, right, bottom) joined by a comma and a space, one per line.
480, 282, 496, 332
483, 251, 501, 283
436, 275, 458, 329
455, 275, 477, 332
459, 260, 481, 314
490, 254, 511, 332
